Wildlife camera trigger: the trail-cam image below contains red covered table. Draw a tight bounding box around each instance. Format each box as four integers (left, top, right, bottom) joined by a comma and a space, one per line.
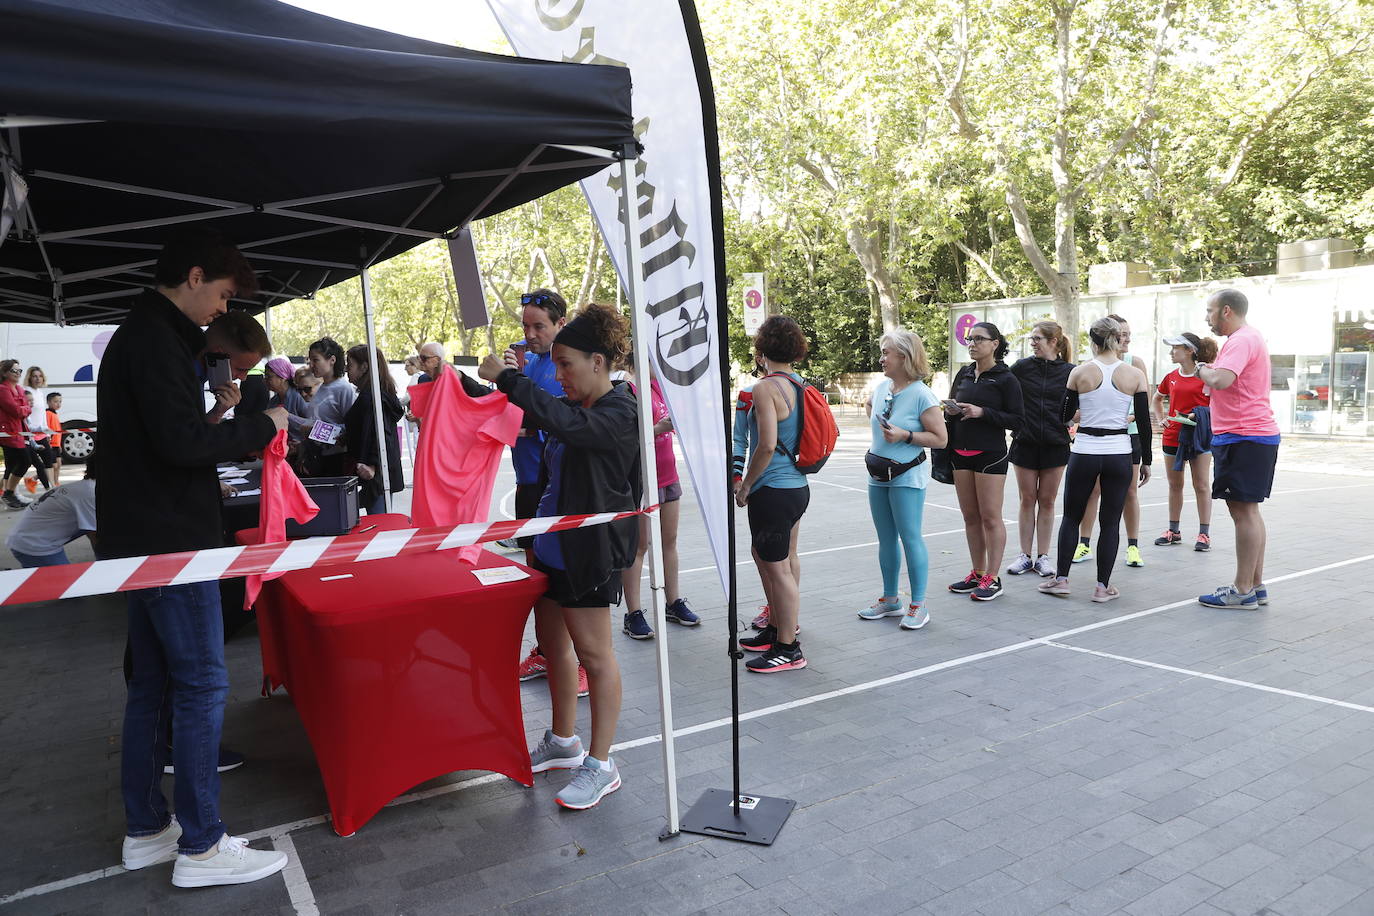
247, 519, 546, 835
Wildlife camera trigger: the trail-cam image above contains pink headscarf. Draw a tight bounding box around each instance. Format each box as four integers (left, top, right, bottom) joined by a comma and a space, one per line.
264, 358, 295, 380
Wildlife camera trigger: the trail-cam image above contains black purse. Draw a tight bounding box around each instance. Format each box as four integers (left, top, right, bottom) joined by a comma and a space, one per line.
864, 449, 927, 481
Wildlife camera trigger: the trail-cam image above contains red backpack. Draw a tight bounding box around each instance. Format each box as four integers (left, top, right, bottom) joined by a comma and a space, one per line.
764, 372, 839, 474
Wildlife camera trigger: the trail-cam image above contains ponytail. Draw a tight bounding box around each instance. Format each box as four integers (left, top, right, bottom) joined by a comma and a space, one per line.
1197, 337, 1219, 362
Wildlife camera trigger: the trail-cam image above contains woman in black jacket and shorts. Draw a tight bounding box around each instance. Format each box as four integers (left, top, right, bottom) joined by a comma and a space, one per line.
946, 322, 1023, 602
1007, 320, 1073, 578
479, 303, 638, 811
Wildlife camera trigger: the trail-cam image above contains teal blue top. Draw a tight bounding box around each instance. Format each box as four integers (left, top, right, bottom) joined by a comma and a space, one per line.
747, 372, 807, 492
869, 378, 940, 488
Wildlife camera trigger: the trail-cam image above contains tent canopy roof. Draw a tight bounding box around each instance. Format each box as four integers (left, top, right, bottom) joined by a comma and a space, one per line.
0, 0, 635, 324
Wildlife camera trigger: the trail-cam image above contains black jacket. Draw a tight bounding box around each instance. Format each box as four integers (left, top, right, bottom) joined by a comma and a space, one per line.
343, 386, 405, 506
495, 368, 640, 598
96, 290, 276, 559
948, 361, 1024, 451
1010, 356, 1073, 446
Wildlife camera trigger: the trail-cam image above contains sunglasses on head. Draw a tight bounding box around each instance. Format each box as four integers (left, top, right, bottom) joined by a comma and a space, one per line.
520, 293, 551, 307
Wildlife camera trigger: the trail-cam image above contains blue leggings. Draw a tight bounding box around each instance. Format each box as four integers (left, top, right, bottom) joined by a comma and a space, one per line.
868, 484, 929, 603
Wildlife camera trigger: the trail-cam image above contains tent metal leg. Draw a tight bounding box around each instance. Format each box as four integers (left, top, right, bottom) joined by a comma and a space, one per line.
618, 152, 680, 838
359, 268, 391, 514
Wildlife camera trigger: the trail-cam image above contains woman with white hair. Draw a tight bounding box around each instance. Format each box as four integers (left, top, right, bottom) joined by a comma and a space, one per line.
1040, 316, 1152, 602
857, 329, 947, 629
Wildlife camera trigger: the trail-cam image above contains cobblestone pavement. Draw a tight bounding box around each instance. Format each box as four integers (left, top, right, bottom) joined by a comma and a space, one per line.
3, 423, 1374, 915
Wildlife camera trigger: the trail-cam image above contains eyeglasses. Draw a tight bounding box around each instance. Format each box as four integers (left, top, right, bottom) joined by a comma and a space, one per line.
1028, 335, 1046, 343
966, 335, 993, 344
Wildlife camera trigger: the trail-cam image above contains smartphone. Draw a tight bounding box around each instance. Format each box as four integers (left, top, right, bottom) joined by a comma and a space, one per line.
206, 351, 233, 390
509, 340, 528, 370
942, 398, 961, 411
878, 415, 892, 428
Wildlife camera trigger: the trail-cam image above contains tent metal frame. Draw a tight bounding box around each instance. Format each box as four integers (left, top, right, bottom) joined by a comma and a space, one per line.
1, 123, 684, 836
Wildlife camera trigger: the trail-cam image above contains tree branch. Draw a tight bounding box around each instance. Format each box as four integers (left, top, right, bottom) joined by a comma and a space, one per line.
954, 239, 1010, 295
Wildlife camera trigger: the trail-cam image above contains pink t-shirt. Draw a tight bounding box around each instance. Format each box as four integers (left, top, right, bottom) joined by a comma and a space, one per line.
1209, 324, 1279, 436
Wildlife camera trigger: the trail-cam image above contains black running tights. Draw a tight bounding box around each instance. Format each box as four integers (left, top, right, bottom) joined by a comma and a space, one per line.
1056, 452, 1132, 585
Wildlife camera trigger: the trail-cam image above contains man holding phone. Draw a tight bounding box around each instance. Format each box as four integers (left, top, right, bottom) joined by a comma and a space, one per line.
202, 311, 274, 424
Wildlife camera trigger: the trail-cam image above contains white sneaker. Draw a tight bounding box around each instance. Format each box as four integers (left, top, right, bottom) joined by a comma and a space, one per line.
1033, 554, 1055, 577
122, 817, 182, 870
171, 833, 287, 888
1006, 553, 1034, 575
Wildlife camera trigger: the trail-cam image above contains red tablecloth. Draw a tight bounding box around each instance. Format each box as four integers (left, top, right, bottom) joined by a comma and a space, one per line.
250, 536, 546, 836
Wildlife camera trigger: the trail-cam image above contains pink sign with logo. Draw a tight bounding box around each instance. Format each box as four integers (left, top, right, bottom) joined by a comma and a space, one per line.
954, 313, 978, 346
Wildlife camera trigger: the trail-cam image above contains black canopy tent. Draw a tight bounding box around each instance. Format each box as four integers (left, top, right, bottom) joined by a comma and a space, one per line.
0, 0, 636, 324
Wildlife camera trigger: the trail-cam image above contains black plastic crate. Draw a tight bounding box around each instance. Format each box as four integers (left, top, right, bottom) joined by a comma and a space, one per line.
287, 475, 360, 538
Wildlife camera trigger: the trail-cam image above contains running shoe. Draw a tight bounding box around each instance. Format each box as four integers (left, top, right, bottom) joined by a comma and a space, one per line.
530, 729, 586, 773
1033, 555, 1055, 577
577, 666, 589, 698
750, 605, 771, 630
1154, 529, 1181, 546
738, 626, 776, 653
665, 598, 701, 626
745, 641, 807, 673
1006, 553, 1034, 576
2, 492, 24, 510
971, 575, 1003, 602
1198, 584, 1258, 609
1125, 545, 1144, 568
857, 597, 904, 620
517, 647, 548, 681
1255, 583, 1269, 606
1092, 584, 1120, 603
900, 603, 929, 630
1194, 533, 1211, 552
555, 759, 621, 809
1072, 542, 1092, 564
623, 609, 654, 640
1038, 577, 1071, 597
948, 570, 982, 594
494, 537, 520, 551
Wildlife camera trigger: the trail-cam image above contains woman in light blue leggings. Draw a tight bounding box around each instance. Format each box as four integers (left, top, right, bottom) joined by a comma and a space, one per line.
859, 329, 948, 630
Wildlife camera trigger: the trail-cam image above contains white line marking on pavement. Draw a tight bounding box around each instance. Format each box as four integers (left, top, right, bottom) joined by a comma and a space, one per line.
1043, 642, 1374, 714
273, 832, 321, 916
0, 866, 126, 905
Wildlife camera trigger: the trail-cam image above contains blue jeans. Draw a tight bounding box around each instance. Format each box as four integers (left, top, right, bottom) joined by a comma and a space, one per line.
11, 547, 69, 567
121, 582, 228, 854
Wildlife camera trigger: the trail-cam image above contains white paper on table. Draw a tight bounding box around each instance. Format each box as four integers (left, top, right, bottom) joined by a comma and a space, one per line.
228, 488, 261, 498
471, 567, 530, 586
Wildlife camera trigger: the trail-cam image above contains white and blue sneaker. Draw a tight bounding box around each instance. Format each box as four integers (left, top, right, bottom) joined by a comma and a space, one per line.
1255, 583, 1269, 606
899, 604, 929, 630
555, 758, 621, 810
1199, 584, 1259, 609
665, 598, 701, 626
1033, 554, 1056, 577
622, 609, 654, 640
530, 729, 586, 773
1006, 554, 1034, 575
857, 597, 904, 620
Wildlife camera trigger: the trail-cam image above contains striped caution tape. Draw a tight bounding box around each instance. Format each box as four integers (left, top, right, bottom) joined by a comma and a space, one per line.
0, 506, 656, 607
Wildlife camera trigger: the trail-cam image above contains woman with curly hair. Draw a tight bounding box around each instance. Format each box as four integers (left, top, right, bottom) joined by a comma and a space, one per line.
302, 336, 355, 477
735, 315, 811, 673
1152, 331, 1218, 551
479, 302, 639, 810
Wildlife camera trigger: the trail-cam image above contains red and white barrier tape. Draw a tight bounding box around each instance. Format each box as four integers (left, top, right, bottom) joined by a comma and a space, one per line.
0, 506, 656, 607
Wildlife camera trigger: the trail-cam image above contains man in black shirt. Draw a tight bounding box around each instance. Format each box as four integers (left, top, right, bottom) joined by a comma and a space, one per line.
98, 230, 288, 888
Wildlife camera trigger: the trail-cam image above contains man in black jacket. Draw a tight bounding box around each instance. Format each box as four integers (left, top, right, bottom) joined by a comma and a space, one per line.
98, 230, 288, 889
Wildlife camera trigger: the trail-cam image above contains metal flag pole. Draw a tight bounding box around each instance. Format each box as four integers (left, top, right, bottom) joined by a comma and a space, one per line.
358, 267, 391, 513
617, 145, 680, 838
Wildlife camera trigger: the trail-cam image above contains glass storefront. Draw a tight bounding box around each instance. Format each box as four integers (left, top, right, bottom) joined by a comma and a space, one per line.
946, 264, 1374, 437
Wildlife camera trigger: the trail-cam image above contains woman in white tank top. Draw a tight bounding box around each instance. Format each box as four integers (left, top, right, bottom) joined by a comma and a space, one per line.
1039, 317, 1152, 602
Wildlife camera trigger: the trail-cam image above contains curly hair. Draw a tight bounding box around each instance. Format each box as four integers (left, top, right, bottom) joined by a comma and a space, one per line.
1178, 332, 1219, 363
308, 336, 347, 381
971, 322, 1010, 361
571, 302, 630, 368
753, 315, 809, 365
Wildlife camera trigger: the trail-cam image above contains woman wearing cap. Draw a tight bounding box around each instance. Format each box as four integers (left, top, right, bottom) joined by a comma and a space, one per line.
479, 302, 638, 811
1039, 316, 1152, 602
1152, 332, 1218, 551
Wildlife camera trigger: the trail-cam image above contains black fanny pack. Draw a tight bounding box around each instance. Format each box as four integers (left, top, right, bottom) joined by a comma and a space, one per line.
1078, 426, 1129, 437
864, 449, 928, 481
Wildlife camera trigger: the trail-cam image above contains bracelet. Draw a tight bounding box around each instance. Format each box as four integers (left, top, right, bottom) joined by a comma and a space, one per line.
906, 430, 913, 444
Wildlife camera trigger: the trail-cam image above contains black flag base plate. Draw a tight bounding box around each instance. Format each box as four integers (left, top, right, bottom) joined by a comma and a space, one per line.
679, 788, 795, 845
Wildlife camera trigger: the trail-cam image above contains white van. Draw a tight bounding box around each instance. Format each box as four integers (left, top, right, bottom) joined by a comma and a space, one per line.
0, 322, 114, 462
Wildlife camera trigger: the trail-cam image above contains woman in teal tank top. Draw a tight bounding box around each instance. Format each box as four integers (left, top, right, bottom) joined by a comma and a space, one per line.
735, 316, 812, 674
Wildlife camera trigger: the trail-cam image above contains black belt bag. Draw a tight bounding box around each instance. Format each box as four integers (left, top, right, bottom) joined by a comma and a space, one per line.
1078, 426, 1129, 437
864, 449, 928, 481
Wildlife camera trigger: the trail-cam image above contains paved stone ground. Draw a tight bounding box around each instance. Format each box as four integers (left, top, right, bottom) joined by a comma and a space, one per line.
3, 416, 1374, 915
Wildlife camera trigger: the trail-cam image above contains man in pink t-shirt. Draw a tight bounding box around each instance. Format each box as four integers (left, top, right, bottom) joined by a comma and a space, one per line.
1195, 288, 1279, 609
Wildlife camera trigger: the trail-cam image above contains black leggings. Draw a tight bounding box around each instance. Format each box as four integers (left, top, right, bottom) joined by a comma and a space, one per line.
2, 445, 31, 481
1057, 452, 1132, 585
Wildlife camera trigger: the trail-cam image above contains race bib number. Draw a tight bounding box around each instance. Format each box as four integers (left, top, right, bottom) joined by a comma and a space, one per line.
309, 421, 341, 445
